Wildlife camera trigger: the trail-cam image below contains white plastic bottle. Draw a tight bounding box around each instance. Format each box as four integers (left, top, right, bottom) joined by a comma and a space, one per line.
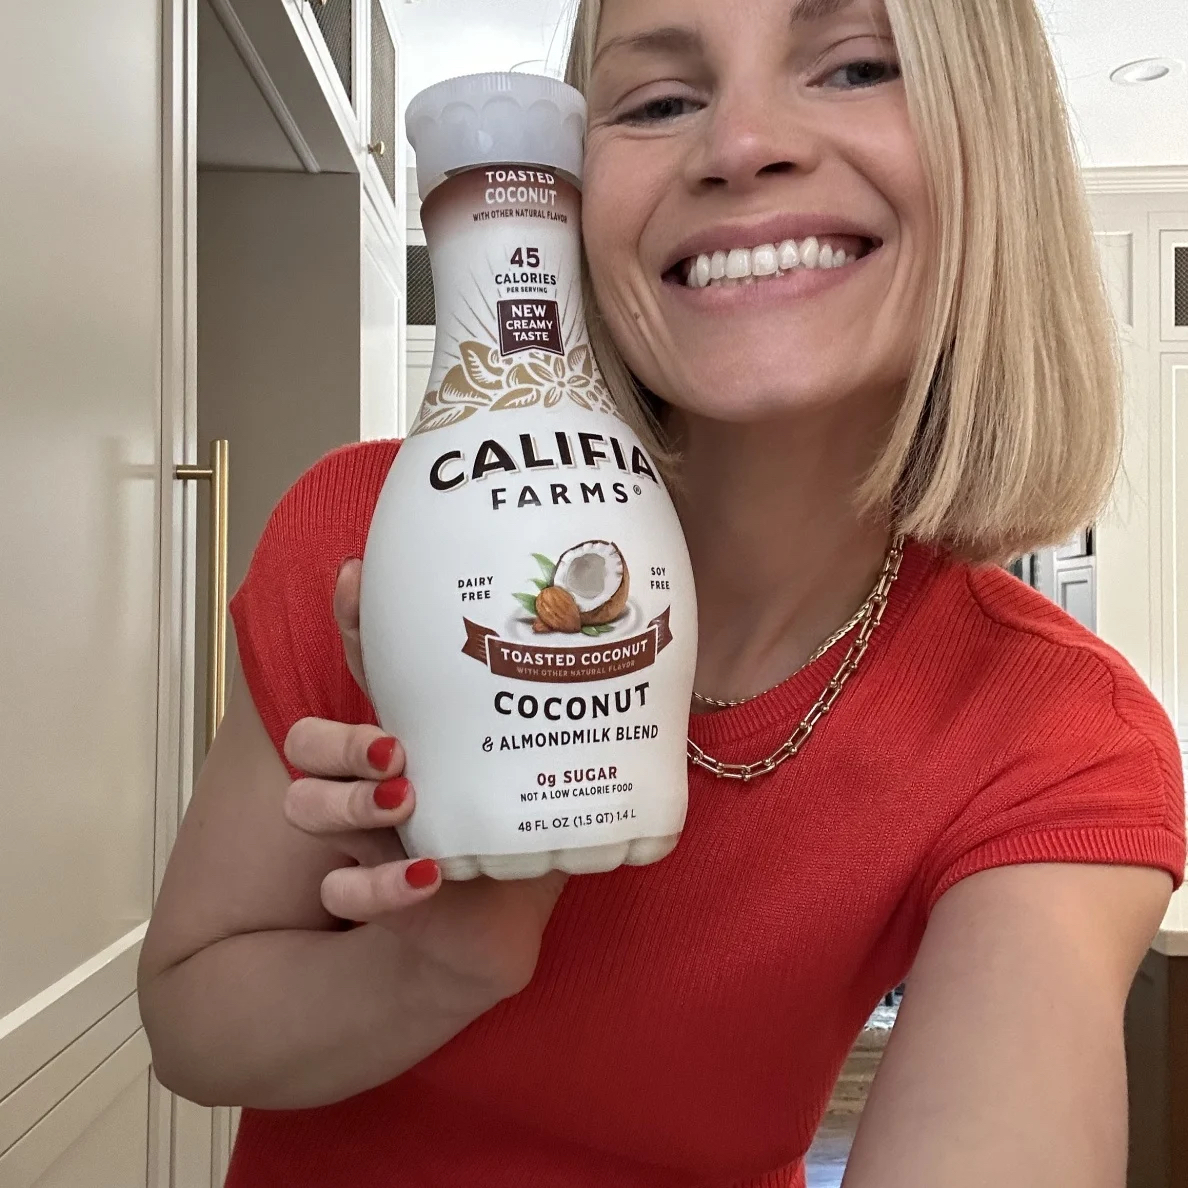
360, 73, 697, 881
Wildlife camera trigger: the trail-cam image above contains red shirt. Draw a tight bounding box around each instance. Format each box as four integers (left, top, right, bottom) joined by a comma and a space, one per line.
225, 441, 1186, 1188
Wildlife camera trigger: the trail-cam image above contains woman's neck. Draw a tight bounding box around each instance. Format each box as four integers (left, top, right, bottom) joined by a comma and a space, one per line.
672, 406, 894, 705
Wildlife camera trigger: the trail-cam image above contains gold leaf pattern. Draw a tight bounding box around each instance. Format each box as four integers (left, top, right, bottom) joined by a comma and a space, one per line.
460, 341, 506, 392
439, 364, 491, 407
568, 343, 595, 380
506, 362, 538, 388
409, 338, 621, 435
411, 398, 477, 433
490, 386, 542, 411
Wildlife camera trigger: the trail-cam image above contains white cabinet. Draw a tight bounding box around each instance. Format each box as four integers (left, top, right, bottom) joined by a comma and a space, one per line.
287, 0, 405, 228
1087, 176, 1188, 755
0, 0, 188, 1183
362, 196, 406, 439
406, 324, 437, 430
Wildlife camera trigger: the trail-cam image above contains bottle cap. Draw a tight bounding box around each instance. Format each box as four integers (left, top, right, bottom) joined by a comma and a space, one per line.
406, 72, 587, 201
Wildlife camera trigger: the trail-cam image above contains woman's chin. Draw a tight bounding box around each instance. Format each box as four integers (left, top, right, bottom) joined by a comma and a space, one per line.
666, 375, 866, 424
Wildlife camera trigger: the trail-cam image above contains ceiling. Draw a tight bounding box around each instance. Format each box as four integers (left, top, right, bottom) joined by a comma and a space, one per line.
397, 0, 1188, 169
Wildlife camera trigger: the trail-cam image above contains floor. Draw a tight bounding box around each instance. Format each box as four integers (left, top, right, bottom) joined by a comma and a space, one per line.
805, 1112, 859, 1188
803, 998, 899, 1187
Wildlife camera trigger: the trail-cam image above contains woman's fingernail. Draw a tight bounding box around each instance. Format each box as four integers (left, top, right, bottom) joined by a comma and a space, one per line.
367, 736, 397, 771
405, 859, 439, 889
374, 777, 409, 811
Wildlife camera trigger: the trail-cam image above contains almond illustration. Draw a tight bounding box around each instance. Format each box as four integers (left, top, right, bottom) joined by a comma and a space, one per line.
535, 585, 582, 633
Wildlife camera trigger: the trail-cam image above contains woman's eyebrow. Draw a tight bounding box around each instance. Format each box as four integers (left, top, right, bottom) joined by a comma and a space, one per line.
592, 0, 862, 71
789, 0, 857, 25
592, 26, 705, 70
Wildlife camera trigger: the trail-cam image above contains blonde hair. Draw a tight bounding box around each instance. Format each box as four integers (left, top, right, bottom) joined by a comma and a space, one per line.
565, 0, 1120, 563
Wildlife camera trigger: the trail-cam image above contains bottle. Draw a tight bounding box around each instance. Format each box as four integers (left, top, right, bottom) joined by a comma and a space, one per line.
360, 73, 697, 881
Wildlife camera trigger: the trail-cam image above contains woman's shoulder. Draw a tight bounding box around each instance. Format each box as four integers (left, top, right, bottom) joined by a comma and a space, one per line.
888, 549, 1186, 907
238, 439, 401, 584
265, 439, 401, 546
907, 548, 1182, 803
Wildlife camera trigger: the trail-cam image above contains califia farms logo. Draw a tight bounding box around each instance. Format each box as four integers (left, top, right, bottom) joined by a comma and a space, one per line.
430, 426, 661, 514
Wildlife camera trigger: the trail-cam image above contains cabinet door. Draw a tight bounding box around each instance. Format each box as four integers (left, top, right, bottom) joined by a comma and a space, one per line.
306, 0, 355, 109
0, 0, 185, 1184
1160, 230, 1188, 343
362, 206, 404, 439
368, 0, 398, 206
406, 324, 437, 429
1169, 355, 1188, 753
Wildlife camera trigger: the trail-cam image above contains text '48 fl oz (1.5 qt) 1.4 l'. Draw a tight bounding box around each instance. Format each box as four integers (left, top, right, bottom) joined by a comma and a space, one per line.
360, 73, 698, 881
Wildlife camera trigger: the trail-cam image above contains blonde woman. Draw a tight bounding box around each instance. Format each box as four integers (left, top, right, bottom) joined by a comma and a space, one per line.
139, 0, 1186, 1184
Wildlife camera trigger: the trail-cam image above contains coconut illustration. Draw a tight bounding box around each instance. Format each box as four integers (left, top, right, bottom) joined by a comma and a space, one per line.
530, 540, 630, 633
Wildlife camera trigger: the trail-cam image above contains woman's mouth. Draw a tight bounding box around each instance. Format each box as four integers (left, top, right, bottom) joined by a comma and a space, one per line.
664, 235, 879, 290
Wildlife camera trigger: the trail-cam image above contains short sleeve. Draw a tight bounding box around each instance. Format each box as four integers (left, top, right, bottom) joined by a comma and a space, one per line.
918, 657, 1186, 915
229, 441, 399, 776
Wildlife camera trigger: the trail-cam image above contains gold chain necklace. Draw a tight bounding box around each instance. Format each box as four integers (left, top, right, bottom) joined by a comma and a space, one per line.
692, 594, 876, 710
687, 536, 906, 782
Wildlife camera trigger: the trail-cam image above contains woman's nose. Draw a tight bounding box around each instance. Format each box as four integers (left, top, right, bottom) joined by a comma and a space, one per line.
686, 88, 823, 193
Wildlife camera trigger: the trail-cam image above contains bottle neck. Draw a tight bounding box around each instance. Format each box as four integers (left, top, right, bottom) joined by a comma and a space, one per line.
421, 167, 591, 381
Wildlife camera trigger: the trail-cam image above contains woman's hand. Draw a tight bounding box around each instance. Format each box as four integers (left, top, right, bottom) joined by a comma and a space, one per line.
280, 559, 569, 998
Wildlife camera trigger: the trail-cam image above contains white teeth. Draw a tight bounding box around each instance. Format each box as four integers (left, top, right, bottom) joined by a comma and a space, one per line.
777, 239, 800, 270
751, 244, 778, 276
680, 235, 864, 289
725, 248, 751, 279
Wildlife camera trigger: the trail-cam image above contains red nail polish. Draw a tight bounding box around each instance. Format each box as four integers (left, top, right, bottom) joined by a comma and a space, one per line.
374, 777, 409, 811
405, 859, 439, 890
367, 736, 397, 772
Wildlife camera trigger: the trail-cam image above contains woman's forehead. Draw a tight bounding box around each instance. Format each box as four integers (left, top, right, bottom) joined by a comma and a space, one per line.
594, 0, 889, 40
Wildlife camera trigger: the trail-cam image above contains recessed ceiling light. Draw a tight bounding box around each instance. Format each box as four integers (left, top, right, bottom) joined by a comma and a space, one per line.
1110, 58, 1183, 86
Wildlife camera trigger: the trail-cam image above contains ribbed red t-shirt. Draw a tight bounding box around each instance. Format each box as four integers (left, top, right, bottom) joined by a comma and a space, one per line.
224, 441, 1186, 1188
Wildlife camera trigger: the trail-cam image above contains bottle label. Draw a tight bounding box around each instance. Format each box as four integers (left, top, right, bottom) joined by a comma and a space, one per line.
411, 169, 621, 434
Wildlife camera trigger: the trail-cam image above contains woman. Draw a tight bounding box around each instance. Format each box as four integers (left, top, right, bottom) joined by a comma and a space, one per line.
139, 0, 1187, 1184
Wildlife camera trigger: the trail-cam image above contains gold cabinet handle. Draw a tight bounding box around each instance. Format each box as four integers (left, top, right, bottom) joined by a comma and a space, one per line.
368, 140, 386, 157
176, 441, 230, 750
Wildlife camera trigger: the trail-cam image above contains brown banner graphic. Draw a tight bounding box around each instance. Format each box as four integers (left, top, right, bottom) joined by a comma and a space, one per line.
462, 608, 673, 683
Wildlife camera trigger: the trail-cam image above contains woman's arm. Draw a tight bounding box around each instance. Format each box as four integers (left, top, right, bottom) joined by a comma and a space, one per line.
842, 861, 1173, 1188
138, 670, 559, 1110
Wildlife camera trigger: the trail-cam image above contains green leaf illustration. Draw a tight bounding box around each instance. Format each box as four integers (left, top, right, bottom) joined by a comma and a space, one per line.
581, 624, 616, 636
532, 554, 557, 584
531, 578, 549, 591
513, 592, 539, 616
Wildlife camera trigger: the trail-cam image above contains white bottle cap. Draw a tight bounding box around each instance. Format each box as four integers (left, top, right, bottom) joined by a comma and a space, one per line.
406, 72, 587, 201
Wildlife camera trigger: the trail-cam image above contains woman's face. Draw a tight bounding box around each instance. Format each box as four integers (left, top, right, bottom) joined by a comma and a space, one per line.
583, 0, 932, 426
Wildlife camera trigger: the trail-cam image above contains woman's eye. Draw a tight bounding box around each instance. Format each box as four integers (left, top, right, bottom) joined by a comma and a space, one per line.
821, 59, 902, 90
619, 96, 700, 124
